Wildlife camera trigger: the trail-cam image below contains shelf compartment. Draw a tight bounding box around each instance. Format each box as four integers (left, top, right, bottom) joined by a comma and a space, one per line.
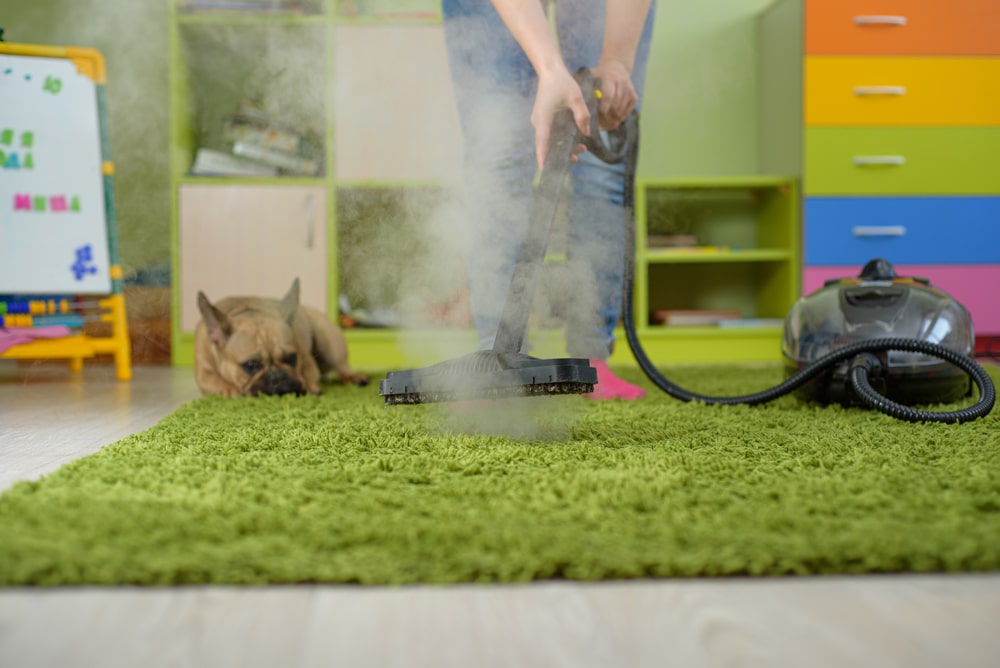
633, 176, 800, 337
645, 262, 795, 323
171, 20, 328, 179
335, 185, 468, 329
641, 181, 797, 252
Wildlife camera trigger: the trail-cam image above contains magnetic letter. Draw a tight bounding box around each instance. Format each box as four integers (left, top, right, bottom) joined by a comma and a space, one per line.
50, 195, 68, 212
43, 76, 62, 95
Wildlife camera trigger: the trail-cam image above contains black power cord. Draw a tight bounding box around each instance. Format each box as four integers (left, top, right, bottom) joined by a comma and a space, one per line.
574, 69, 995, 424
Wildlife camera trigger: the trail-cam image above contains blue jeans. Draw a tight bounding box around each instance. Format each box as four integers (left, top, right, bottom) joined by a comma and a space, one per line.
442, 0, 656, 358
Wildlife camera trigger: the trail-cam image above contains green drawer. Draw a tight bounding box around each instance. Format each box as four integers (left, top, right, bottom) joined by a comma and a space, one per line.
804, 127, 1000, 195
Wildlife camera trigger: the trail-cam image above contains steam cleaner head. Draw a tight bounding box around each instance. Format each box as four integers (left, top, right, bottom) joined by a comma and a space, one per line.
378, 352, 596, 405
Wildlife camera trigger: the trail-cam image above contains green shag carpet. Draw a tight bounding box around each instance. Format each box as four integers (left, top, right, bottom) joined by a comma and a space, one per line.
2, 364, 999, 586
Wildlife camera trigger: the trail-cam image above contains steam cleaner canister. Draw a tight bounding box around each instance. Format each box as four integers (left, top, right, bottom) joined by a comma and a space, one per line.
782, 258, 974, 406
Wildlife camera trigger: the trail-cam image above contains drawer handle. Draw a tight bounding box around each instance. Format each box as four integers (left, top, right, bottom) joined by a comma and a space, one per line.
853, 15, 908, 26
854, 85, 906, 96
852, 225, 907, 237
853, 155, 906, 166
305, 192, 316, 250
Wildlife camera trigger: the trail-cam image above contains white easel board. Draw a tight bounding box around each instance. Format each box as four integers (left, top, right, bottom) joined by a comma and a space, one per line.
0, 47, 113, 295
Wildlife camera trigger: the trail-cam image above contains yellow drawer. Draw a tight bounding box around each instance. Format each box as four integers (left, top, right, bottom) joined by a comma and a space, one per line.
805, 56, 1000, 126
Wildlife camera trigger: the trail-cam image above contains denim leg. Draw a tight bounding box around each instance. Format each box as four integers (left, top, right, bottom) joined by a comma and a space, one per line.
442, 0, 656, 356
442, 0, 542, 350
557, 0, 657, 358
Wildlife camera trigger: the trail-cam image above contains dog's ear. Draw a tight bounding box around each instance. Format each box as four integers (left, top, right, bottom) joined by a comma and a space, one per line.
197, 291, 232, 346
278, 277, 301, 324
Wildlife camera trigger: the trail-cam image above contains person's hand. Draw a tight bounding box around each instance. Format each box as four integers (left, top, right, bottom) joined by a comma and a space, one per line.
590, 58, 638, 131
530, 66, 590, 171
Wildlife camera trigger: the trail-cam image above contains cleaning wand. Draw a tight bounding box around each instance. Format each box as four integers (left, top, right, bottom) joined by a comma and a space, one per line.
378, 70, 622, 405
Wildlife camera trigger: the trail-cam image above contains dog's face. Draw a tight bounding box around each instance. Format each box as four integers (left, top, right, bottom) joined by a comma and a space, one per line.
208, 318, 307, 397
197, 280, 311, 397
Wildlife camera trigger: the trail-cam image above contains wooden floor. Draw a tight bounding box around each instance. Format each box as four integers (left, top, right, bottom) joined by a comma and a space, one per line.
1, 361, 998, 668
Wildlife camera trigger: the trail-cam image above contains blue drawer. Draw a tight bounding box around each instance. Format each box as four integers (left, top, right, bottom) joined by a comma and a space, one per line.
804, 196, 1000, 265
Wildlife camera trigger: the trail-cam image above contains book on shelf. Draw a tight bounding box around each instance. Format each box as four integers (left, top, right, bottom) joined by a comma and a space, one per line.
655, 245, 734, 255
190, 148, 280, 177
179, 1, 319, 14
219, 100, 323, 176
224, 119, 301, 155
647, 234, 699, 248
716, 318, 786, 329
232, 142, 320, 175
650, 309, 742, 327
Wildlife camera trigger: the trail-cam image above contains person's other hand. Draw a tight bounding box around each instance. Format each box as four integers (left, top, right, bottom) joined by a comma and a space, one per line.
590, 59, 637, 131
531, 66, 590, 171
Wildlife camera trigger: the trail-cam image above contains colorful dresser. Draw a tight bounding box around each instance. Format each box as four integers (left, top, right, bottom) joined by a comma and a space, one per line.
761, 0, 1000, 351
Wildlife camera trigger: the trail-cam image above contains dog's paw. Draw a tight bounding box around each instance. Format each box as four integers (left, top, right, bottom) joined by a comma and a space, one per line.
347, 373, 370, 387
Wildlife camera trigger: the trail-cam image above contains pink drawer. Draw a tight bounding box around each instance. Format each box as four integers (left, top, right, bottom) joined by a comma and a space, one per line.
803, 265, 1000, 335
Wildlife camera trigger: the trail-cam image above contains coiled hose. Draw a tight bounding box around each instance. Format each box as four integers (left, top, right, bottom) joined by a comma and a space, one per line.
579, 96, 995, 424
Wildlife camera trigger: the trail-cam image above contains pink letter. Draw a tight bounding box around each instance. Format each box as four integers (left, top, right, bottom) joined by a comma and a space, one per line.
50, 195, 68, 212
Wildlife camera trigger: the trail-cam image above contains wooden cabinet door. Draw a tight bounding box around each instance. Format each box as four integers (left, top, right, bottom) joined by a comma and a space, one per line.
178, 184, 327, 332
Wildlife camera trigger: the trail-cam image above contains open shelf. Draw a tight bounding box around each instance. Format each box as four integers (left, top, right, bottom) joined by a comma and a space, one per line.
632, 176, 800, 359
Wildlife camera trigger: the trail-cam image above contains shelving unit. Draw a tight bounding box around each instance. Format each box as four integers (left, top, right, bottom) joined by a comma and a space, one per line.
168, 1, 801, 370
616, 176, 800, 365
167, 0, 463, 370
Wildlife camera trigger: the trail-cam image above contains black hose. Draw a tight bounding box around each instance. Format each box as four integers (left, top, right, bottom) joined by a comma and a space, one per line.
846, 347, 995, 423
588, 107, 995, 424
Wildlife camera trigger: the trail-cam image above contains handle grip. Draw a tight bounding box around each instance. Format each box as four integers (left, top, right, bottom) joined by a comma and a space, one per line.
854, 85, 907, 96
572, 68, 634, 165
853, 155, 906, 166
854, 15, 907, 26
305, 192, 316, 249
852, 225, 907, 237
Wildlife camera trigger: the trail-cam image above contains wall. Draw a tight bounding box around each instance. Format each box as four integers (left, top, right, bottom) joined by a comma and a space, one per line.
2, 0, 777, 278
639, 0, 779, 177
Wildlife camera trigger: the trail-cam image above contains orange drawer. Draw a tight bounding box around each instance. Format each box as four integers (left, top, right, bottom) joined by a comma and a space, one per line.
805, 56, 1000, 126
806, 0, 1000, 56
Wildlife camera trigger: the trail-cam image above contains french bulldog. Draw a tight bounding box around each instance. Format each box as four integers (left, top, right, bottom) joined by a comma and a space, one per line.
194, 278, 368, 397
